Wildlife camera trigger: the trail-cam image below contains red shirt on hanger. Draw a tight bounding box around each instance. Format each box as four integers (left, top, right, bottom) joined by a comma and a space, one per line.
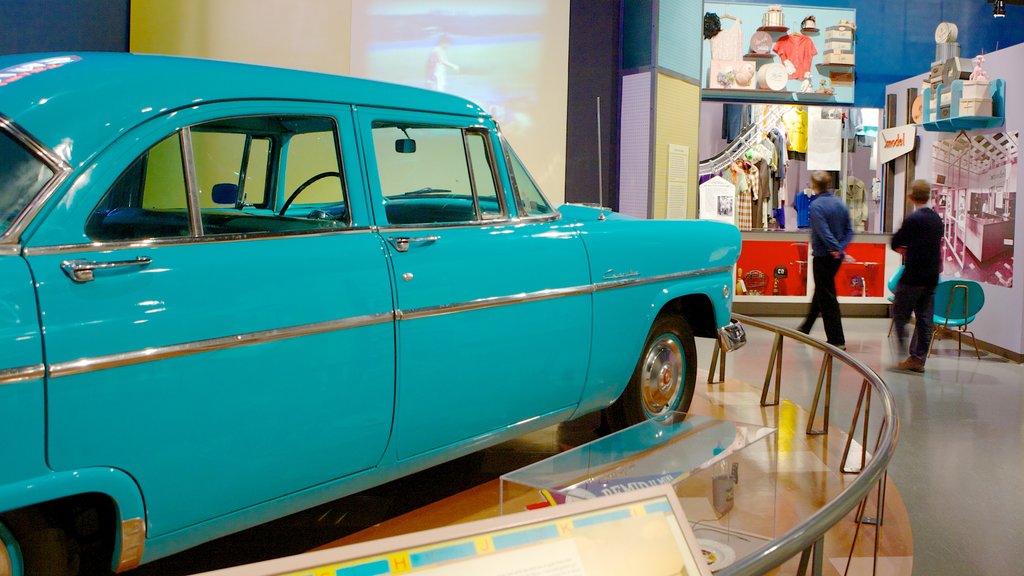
773, 34, 817, 79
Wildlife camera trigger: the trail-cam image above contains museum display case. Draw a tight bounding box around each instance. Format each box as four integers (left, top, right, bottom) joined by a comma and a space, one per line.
500, 413, 777, 572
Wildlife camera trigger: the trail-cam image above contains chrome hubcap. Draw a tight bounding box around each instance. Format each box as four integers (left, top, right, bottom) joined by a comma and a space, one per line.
640, 335, 684, 418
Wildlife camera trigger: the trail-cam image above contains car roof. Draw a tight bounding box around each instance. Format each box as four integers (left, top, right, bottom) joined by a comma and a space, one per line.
0, 52, 488, 168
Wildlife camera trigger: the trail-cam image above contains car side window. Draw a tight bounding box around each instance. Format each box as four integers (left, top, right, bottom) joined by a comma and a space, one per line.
191, 131, 270, 209
372, 124, 504, 225
196, 117, 346, 235
86, 133, 191, 241
506, 145, 554, 217
283, 131, 345, 208
87, 115, 348, 242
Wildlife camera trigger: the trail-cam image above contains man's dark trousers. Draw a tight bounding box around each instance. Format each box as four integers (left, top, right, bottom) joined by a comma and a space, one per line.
799, 255, 845, 345
892, 281, 936, 361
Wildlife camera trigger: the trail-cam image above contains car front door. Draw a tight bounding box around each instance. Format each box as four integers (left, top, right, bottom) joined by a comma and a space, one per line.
356, 108, 592, 460
25, 102, 396, 537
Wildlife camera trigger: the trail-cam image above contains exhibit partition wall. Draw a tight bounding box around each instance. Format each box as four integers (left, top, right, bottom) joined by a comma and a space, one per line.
619, 1, 704, 219
886, 41, 1024, 358
130, 0, 571, 205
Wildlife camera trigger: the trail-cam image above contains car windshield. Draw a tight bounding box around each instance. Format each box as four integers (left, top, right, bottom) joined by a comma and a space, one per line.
0, 128, 55, 237
502, 137, 554, 217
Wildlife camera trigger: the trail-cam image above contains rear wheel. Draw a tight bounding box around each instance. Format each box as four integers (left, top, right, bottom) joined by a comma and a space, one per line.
607, 315, 697, 430
1, 508, 79, 576
1, 520, 24, 576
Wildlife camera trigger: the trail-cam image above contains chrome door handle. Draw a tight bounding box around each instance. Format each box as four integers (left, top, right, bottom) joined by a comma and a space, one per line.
389, 235, 440, 253
61, 257, 152, 283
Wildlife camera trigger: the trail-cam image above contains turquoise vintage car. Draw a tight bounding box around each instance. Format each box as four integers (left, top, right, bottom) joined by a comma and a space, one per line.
0, 53, 744, 574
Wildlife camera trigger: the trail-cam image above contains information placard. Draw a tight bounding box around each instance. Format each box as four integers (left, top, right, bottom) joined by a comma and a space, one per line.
195, 486, 713, 576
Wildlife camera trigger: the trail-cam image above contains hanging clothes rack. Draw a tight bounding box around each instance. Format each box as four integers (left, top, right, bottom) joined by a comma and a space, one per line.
699, 104, 789, 176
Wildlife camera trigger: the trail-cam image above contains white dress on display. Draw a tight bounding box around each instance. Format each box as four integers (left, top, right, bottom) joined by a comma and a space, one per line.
710, 20, 744, 61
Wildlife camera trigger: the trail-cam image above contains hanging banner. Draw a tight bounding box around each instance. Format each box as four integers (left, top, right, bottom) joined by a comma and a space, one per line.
878, 125, 917, 164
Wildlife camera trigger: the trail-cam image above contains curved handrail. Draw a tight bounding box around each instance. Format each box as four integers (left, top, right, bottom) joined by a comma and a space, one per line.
716, 313, 900, 576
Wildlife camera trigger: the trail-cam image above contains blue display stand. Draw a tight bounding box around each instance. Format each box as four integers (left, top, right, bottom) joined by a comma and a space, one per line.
921, 79, 1005, 132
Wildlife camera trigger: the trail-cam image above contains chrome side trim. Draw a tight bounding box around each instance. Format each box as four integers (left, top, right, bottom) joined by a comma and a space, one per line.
593, 265, 733, 292
180, 128, 204, 237
43, 266, 730, 378
48, 312, 393, 379
399, 285, 592, 321
0, 364, 45, 385
377, 218, 515, 231
22, 226, 376, 257
398, 266, 732, 320
0, 245, 20, 256
0, 115, 74, 245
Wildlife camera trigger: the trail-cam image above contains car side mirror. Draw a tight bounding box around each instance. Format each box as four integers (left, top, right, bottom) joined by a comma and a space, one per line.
212, 183, 239, 205
395, 138, 417, 153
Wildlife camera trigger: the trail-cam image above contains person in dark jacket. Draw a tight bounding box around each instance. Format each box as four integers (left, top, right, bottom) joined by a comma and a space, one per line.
891, 179, 945, 372
798, 171, 854, 348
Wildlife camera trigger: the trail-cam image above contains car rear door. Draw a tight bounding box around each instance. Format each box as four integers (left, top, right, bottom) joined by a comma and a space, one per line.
355, 107, 592, 459
24, 102, 396, 537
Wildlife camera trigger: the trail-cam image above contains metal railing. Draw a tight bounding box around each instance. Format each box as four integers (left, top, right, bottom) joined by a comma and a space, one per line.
712, 313, 900, 576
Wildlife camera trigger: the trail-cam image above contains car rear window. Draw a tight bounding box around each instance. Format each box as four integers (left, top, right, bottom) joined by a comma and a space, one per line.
0, 129, 54, 237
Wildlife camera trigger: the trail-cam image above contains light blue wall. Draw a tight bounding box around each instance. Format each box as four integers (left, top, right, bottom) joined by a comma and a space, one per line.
658, 0, 704, 81
711, 0, 1024, 108
702, 2, 856, 104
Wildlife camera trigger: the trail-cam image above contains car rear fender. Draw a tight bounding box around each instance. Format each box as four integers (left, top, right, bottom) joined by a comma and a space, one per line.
0, 468, 147, 572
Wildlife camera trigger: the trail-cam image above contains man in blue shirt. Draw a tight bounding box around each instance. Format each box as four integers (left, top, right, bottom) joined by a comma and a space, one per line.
891, 180, 944, 373
798, 171, 854, 348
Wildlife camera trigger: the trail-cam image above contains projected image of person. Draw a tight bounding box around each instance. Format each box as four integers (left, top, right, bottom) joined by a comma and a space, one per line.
425, 34, 459, 92
350, 0, 570, 202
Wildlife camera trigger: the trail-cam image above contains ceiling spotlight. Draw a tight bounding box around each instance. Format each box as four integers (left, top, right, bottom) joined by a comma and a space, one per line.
994, 0, 1006, 17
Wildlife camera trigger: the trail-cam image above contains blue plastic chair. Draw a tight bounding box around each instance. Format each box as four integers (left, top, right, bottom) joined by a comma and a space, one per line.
929, 279, 985, 358
886, 265, 905, 336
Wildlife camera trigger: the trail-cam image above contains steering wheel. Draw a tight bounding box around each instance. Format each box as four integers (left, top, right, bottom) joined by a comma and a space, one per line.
279, 171, 342, 216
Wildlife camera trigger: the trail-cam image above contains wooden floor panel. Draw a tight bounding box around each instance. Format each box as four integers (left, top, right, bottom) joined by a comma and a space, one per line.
318, 369, 913, 575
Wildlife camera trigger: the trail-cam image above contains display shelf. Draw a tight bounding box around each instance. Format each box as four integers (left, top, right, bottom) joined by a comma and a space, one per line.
922, 116, 1005, 132
743, 52, 775, 59
816, 62, 855, 70
757, 26, 788, 33
921, 78, 1005, 132
702, 88, 837, 103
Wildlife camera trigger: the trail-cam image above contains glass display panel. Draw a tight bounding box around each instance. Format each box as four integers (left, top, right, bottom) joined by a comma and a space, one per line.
500, 414, 777, 574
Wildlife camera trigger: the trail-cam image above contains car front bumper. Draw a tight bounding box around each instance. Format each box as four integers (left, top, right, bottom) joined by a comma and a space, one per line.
718, 320, 747, 352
